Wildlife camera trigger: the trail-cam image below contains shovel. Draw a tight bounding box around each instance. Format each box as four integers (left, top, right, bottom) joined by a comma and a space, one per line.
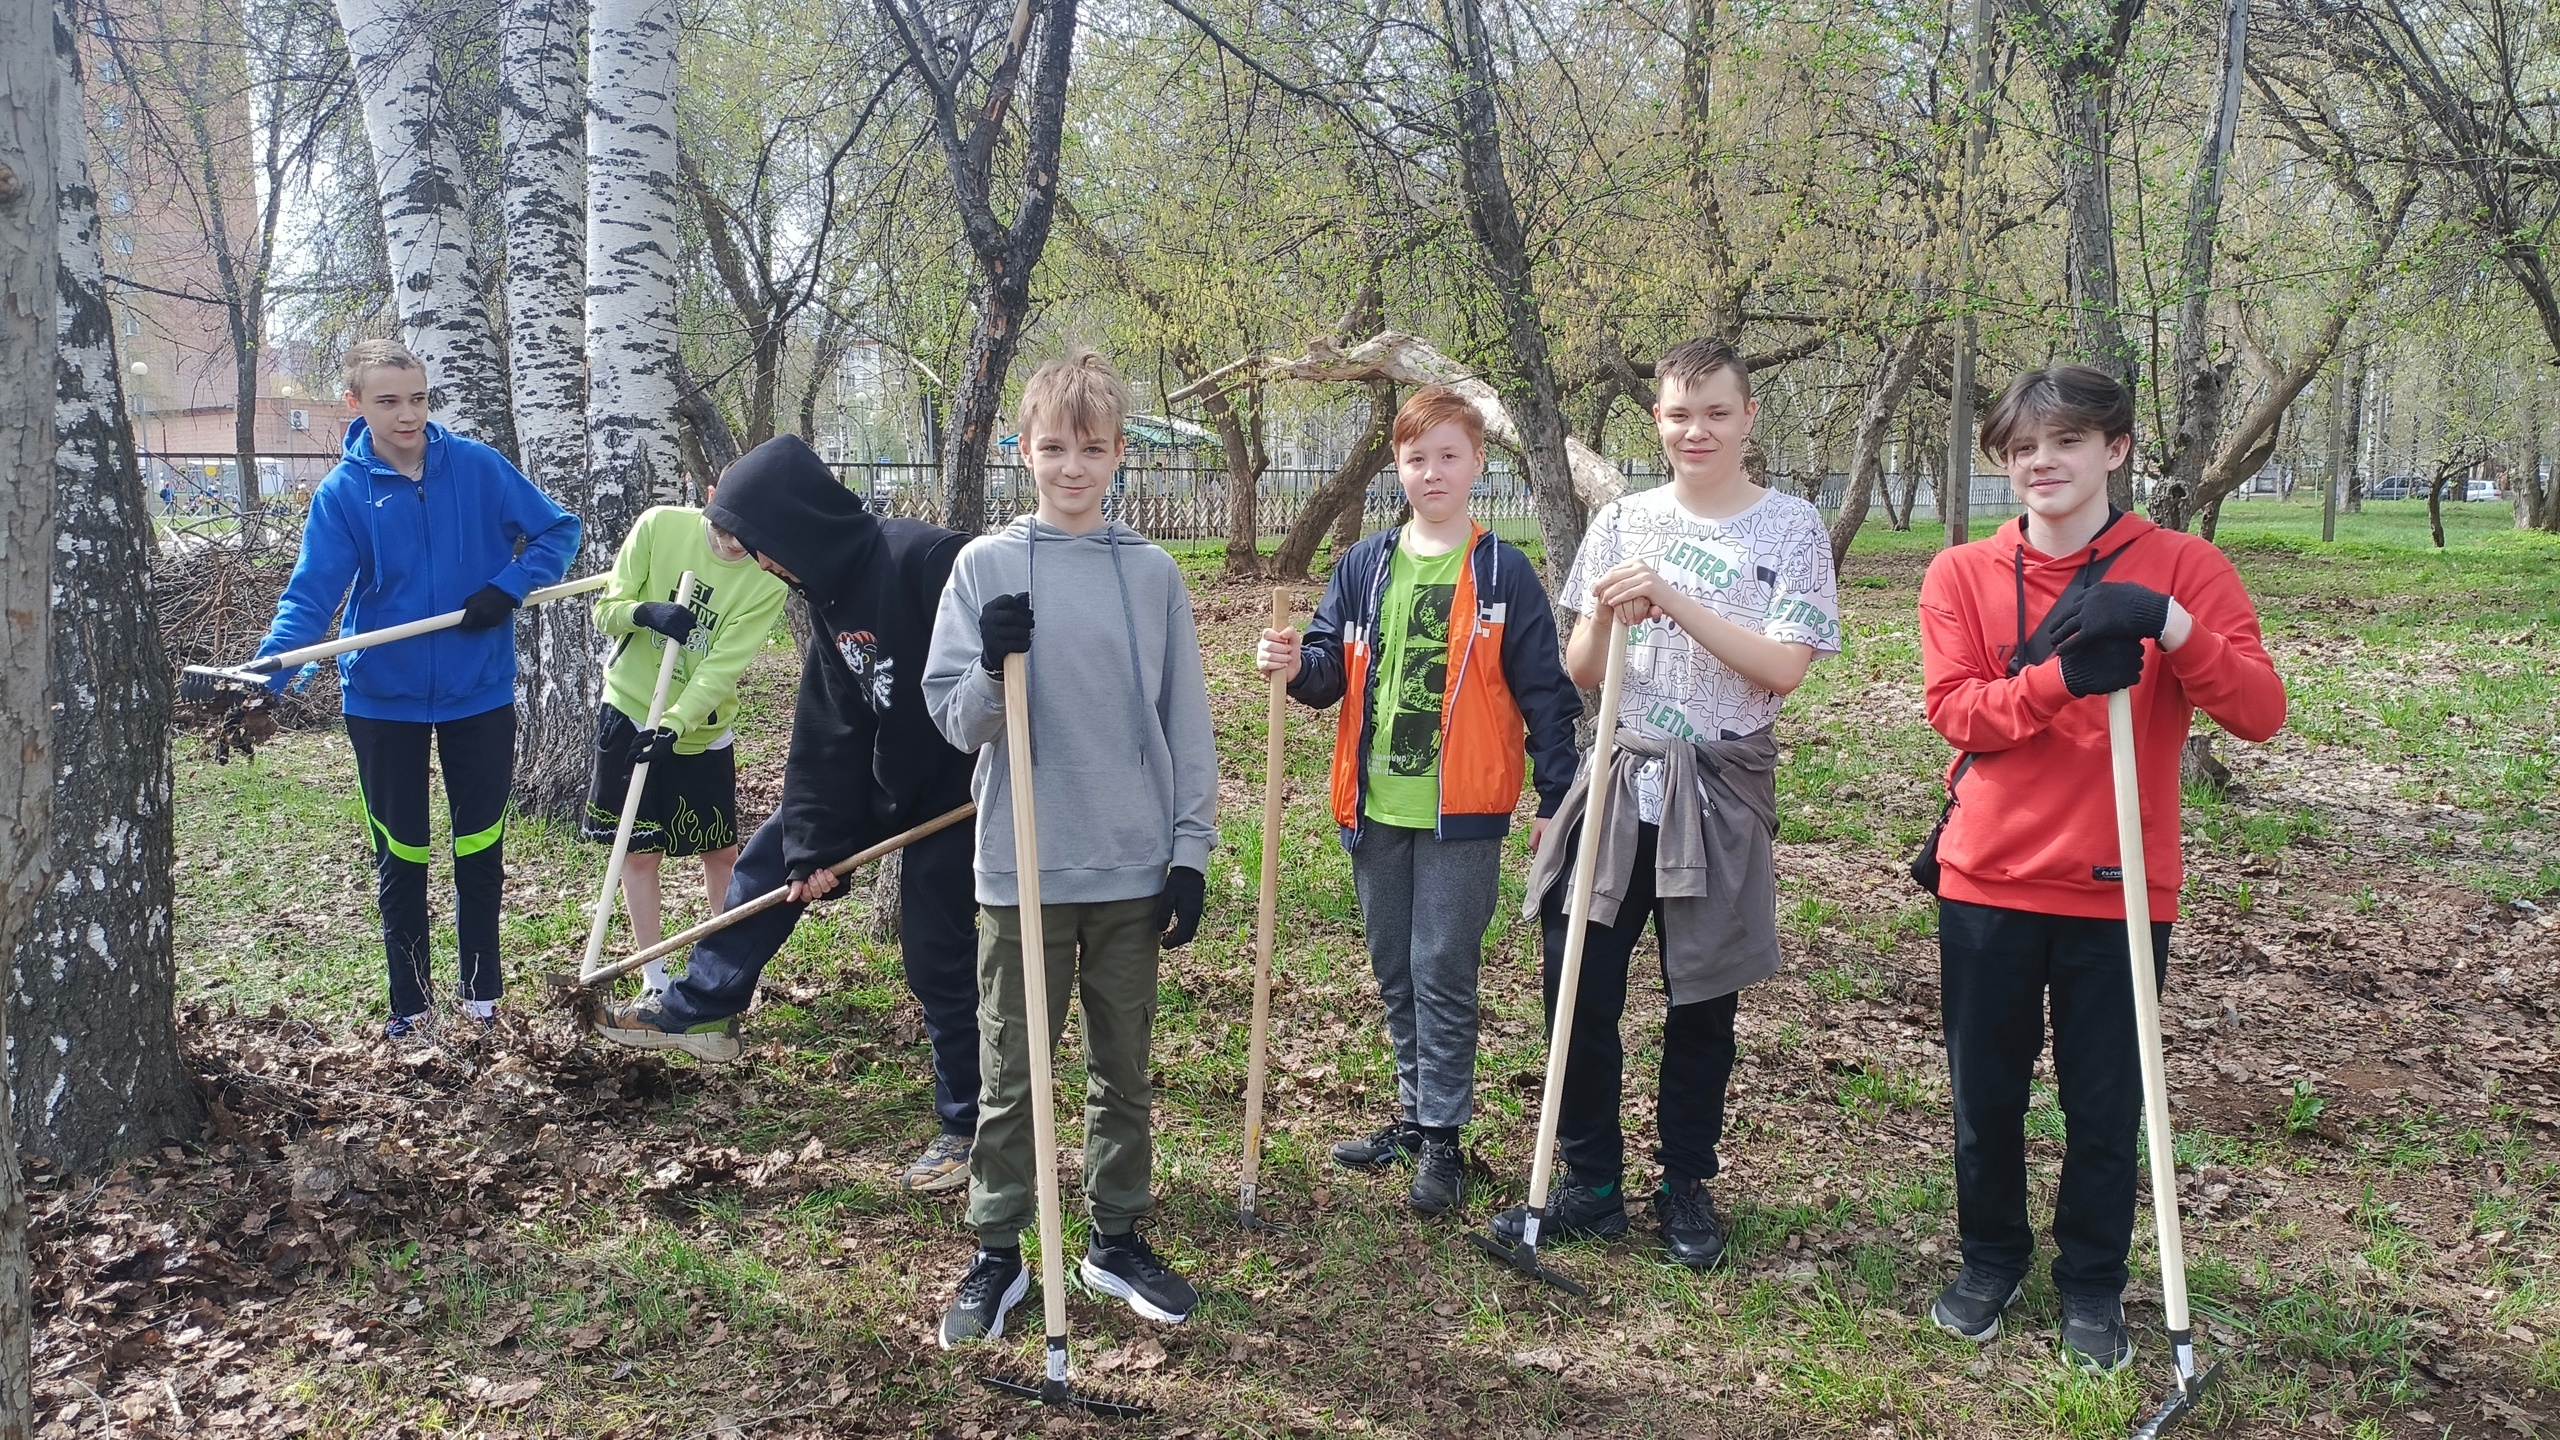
1237, 588, 1293, 1231
576, 573, 698, 985
1469, 616, 1630, 1298
2108, 688, 2221, 1437
180, 572, 612, 701
977, 649, 1146, 1419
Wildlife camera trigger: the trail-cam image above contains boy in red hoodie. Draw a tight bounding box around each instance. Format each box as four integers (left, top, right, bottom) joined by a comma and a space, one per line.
1917, 366, 2285, 1371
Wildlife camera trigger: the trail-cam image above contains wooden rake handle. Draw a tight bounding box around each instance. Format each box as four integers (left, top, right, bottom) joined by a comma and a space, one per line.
1239, 588, 1292, 1216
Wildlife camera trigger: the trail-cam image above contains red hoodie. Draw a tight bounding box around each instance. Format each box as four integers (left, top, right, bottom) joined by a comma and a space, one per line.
1918, 512, 2286, 922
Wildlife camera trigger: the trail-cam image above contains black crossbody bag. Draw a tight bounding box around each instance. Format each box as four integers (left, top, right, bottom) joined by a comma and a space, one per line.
1908, 523, 2133, 894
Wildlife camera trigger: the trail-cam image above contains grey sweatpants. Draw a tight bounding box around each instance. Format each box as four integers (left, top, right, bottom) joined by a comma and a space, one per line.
1350, 824, 1502, 1130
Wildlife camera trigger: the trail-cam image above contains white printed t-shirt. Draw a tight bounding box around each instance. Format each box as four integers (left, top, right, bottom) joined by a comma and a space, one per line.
1562, 484, 1843, 823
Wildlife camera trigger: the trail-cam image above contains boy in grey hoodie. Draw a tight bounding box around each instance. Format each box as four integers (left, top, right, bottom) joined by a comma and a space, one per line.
922, 350, 1220, 1347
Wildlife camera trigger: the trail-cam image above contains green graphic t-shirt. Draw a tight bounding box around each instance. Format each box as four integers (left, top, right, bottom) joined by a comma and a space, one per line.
1363, 537, 1469, 829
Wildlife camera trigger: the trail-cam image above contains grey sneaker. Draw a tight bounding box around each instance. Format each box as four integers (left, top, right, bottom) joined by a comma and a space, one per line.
2058, 1291, 2133, 1372
900, 1133, 973, 1194
939, 1248, 1027, 1349
592, 999, 742, 1063
1930, 1267, 2024, 1342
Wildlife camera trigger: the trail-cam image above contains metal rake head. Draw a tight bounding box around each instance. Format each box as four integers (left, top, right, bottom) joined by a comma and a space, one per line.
1465, 1228, 1589, 1298
178, 661, 278, 704
980, 1340, 1149, 1420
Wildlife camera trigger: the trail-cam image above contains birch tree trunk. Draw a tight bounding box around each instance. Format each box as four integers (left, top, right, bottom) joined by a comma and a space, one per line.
501, 0, 595, 817
22, 5, 199, 1172
586, 0, 683, 558
337, 0, 515, 450
1, 2, 63, 1423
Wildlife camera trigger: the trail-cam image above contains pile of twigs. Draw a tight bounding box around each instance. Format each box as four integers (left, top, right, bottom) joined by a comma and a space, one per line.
154, 516, 342, 734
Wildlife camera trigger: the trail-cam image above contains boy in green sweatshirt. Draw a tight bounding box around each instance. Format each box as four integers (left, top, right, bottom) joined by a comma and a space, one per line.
586, 500, 791, 993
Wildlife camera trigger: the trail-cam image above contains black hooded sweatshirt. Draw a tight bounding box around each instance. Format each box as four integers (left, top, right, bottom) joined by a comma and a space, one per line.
705, 436, 973, 878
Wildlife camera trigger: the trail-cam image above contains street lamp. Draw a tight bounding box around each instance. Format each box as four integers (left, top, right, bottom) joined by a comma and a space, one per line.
129, 360, 160, 510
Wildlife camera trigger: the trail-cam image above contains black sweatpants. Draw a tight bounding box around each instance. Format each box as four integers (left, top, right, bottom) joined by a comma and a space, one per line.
1938, 897, 2171, 1299
344, 704, 516, 1020
659, 813, 983, 1136
1538, 822, 1741, 1191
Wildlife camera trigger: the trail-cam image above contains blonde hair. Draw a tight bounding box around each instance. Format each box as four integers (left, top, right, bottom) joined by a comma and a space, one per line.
340, 338, 427, 396
1016, 348, 1131, 446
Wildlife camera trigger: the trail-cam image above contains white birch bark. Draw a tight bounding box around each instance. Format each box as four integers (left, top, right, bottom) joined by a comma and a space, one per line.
1, 0, 62, 1425
336, 0, 516, 449
500, 0, 596, 816
586, 0, 682, 531
24, 0, 199, 1171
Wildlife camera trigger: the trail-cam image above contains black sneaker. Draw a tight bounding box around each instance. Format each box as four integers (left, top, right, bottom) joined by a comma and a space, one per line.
2058, 1291, 2133, 1372
938, 1248, 1027, 1349
1489, 1181, 1629, 1246
1331, 1119, 1421, 1171
1409, 1138, 1466, 1215
1655, 1180, 1726, 1270
1929, 1267, 2024, 1342
1078, 1230, 1197, 1324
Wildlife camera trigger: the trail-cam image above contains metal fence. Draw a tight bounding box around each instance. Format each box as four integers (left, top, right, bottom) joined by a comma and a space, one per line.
833, 459, 2023, 546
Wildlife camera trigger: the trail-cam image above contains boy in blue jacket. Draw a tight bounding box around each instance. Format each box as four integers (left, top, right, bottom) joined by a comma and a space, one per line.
254, 340, 580, 1037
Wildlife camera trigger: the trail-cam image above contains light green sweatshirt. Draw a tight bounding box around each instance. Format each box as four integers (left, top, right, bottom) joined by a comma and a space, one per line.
593, 506, 790, 753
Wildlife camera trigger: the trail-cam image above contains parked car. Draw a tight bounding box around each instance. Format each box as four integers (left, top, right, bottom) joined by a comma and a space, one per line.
2465, 477, 2501, 503
2370, 474, 2416, 500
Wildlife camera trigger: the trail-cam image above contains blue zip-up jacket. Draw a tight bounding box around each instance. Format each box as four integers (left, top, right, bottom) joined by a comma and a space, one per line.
1291, 525, 1580, 848
256, 419, 580, 723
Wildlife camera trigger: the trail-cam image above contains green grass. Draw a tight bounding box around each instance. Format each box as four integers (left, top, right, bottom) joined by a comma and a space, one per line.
136, 500, 2560, 1437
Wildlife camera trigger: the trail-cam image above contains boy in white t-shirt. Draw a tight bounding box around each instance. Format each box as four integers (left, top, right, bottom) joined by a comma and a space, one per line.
1492, 337, 1841, 1269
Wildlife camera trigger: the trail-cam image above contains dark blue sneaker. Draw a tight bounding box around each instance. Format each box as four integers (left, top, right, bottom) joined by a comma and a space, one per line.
1930, 1267, 2023, 1341
2059, 1291, 2133, 1371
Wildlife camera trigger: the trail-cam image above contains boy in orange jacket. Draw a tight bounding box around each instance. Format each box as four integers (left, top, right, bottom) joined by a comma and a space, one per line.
1256, 386, 1580, 1216
1917, 365, 2285, 1370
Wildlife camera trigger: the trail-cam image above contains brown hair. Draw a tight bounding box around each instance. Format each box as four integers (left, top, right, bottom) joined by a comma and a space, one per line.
1017, 347, 1132, 445
340, 338, 427, 396
1977, 365, 2134, 462
1654, 337, 1752, 403
1391, 385, 1486, 451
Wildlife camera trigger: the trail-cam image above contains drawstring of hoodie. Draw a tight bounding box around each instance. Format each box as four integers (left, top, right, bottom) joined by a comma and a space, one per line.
1020, 518, 1156, 772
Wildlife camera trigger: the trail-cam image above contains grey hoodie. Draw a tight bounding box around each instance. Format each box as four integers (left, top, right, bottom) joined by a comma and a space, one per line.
923, 515, 1220, 906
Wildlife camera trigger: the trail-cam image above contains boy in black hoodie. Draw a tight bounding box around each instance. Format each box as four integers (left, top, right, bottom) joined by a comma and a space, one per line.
593, 435, 986, 1193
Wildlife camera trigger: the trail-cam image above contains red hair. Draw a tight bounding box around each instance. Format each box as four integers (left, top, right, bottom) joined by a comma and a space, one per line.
1392, 386, 1485, 451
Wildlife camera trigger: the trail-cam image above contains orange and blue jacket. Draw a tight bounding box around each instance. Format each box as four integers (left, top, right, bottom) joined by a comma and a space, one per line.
1290, 525, 1582, 847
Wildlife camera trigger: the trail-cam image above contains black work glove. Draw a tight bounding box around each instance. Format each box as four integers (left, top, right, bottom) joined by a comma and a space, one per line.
1156, 865, 1206, 948
458, 584, 521, 630
2058, 633, 2146, 697
979, 592, 1034, 675
2058, 581, 2170, 644
632, 601, 696, 644
627, 724, 679, 768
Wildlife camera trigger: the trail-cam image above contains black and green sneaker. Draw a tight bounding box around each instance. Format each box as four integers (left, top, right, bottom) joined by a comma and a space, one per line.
1489, 1180, 1629, 1246
593, 999, 742, 1063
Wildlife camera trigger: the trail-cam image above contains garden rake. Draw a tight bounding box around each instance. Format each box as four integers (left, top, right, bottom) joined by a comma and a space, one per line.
1468, 616, 1631, 1298
576, 572, 698, 985
977, 649, 1147, 1419
179, 572, 612, 702
560, 802, 976, 1004
2109, 688, 2222, 1438
1237, 588, 1293, 1232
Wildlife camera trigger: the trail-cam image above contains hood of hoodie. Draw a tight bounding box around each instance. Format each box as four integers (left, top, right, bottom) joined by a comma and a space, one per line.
704, 435, 881, 600
342, 416, 450, 474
